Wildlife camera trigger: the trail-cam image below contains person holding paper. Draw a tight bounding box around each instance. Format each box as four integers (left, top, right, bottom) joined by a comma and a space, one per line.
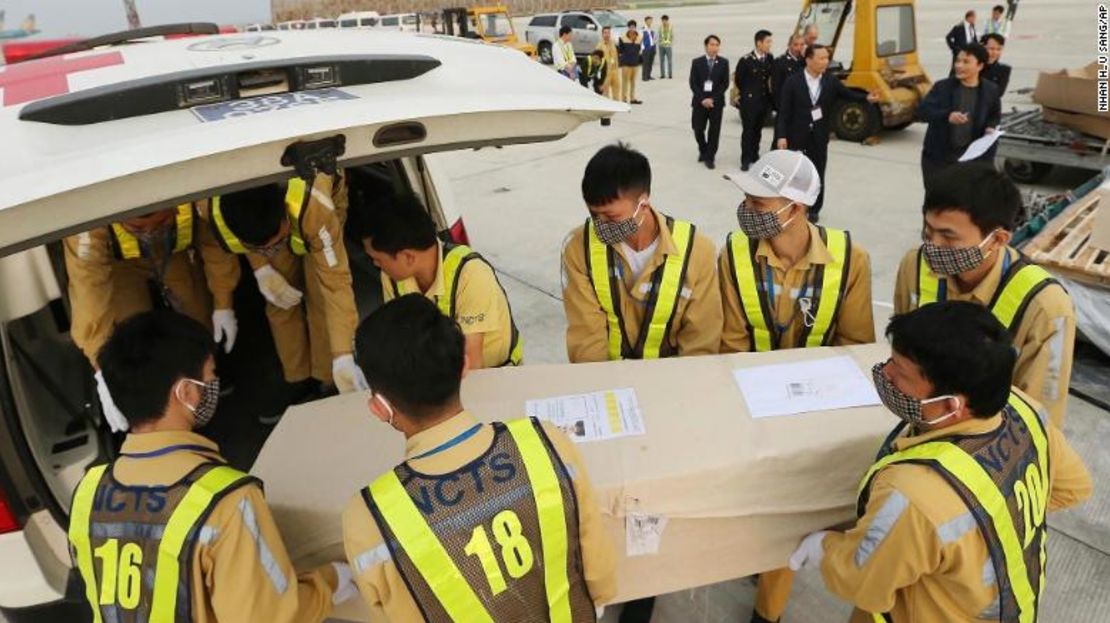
341, 295, 617, 622
790, 301, 1091, 623
719, 149, 874, 623
892, 163, 1076, 426
916, 43, 1001, 191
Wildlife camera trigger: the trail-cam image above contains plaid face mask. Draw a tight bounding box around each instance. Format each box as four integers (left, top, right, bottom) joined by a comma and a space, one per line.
736, 200, 796, 240
871, 362, 958, 428
179, 378, 221, 428
922, 229, 998, 276
593, 201, 645, 246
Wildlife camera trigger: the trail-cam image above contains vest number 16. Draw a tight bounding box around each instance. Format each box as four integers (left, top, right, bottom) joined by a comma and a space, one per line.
463, 510, 535, 595
93, 538, 143, 609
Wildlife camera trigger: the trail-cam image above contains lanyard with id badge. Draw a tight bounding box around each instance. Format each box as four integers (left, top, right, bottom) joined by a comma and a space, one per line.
809, 78, 823, 122
704, 58, 716, 93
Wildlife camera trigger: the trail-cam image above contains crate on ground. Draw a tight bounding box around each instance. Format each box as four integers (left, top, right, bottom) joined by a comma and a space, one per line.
1024, 186, 1110, 288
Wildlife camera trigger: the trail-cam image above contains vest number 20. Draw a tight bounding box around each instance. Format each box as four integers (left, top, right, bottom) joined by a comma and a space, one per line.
93, 538, 143, 609
463, 510, 535, 595
1013, 463, 1047, 548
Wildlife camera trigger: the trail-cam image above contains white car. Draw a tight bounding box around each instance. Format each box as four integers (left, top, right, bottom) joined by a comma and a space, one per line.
0, 26, 621, 620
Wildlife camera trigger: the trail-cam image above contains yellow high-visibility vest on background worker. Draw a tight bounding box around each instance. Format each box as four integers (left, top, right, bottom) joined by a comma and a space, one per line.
210, 178, 311, 256
109, 204, 195, 260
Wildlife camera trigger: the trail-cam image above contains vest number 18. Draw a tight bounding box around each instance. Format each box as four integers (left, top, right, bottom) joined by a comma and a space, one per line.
463, 510, 535, 595
93, 538, 143, 609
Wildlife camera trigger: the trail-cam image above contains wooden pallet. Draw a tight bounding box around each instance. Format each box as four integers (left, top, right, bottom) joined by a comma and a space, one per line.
1025, 191, 1110, 288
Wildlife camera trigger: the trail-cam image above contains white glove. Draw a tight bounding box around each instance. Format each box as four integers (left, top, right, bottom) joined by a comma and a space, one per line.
95, 370, 129, 433
332, 354, 369, 394
212, 309, 238, 353
788, 530, 830, 571
331, 562, 358, 605
253, 265, 303, 310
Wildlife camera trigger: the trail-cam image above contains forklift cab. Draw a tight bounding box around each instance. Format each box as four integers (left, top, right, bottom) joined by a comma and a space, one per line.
795, 0, 932, 141
441, 7, 480, 39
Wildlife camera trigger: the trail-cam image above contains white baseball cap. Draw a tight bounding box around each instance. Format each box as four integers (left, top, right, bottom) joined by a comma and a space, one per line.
724, 150, 821, 206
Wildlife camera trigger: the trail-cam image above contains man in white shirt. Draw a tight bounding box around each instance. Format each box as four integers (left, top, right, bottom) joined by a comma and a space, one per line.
946, 10, 978, 69
984, 4, 1008, 36
554, 25, 578, 80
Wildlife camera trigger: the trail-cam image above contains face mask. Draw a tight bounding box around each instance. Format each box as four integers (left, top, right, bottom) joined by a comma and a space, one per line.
593, 200, 646, 246
737, 200, 797, 240
177, 378, 220, 427
871, 363, 959, 428
372, 392, 396, 427
922, 229, 999, 276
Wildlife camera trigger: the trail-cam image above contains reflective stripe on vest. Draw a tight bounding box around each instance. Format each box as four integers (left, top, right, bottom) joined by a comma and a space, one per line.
915, 247, 1057, 333
68, 464, 251, 621
858, 392, 1049, 623
585, 216, 695, 360
366, 418, 571, 622
727, 227, 850, 351
110, 204, 194, 260
210, 181, 309, 256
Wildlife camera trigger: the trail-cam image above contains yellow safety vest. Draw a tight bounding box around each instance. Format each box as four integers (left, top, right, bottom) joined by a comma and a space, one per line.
210, 179, 309, 256
387, 243, 524, 367
726, 226, 850, 351
860, 392, 1049, 623
660, 26, 673, 46
68, 463, 253, 623
915, 246, 1058, 333
366, 418, 575, 623
109, 204, 194, 260
585, 215, 695, 360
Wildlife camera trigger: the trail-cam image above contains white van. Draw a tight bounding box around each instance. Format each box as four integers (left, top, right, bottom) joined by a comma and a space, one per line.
243, 23, 276, 32
304, 17, 337, 30
0, 26, 619, 621
337, 11, 380, 29
378, 13, 422, 32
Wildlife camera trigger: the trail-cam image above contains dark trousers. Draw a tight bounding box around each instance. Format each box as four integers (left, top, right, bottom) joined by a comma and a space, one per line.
740, 98, 770, 166
619, 597, 656, 623
692, 103, 724, 162
642, 48, 656, 80
798, 135, 828, 216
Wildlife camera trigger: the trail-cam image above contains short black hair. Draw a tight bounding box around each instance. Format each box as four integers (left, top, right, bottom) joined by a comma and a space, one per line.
354, 294, 464, 421
662, 15, 669, 20
627, 19, 637, 27
219, 184, 285, 246
804, 43, 828, 59
591, 49, 604, 58
755, 29, 772, 44
923, 163, 1022, 236
704, 34, 720, 46
959, 42, 988, 66
645, 15, 653, 20
980, 33, 1006, 47
97, 310, 214, 428
966, 10, 976, 18
581, 142, 652, 207
886, 301, 1015, 417
993, 4, 1005, 13
350, 194, 438, 255
602, 25, 611, 31
559, 25, 572, 36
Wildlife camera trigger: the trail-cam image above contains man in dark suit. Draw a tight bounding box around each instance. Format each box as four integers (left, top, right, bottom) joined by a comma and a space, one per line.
946, 10, 978, 69
690, 34, 730, 170
735, 29, 775, 171
917, 43, 1002, 190
772, 34, 806, 110
980, 33, 1012, 96
774, 44, 878, 221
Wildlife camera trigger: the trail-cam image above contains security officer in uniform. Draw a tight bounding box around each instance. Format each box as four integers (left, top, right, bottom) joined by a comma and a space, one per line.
65, 206, 239, 430
69, 310, 355, 623
771, 34, 806, 114
720, 150, 874, 623
341, 294, 617, 622
789, 301, 1091, 622
562, 143, 722, 364
200, 173, 367, 405
735, 30, 775, 171
350, 194, 523, 369
893, 163, 1076, 425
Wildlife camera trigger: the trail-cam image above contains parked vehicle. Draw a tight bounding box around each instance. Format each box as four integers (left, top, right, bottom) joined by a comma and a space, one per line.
524, 9, 629, 65
304, 17, 337, 30
337, 11, 380, 29
378, 13, 421, 32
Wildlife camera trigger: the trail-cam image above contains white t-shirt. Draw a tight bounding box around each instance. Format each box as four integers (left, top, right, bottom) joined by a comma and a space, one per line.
619, 238, 661, 281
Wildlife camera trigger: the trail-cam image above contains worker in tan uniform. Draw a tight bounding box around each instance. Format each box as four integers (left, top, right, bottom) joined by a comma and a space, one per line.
200, 173, 366, 407
341, 295, 617, 622
350, 193, 523, 368
68, 310, 356, 623
596, 25, 621, 100
719, 150, 875, 623
65, 206, 240, 432
789, 301, 1091, 622
892, 163, 1076, 425
562, 143, 722, 366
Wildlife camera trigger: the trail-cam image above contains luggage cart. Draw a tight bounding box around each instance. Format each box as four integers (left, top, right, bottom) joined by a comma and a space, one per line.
997, 108, 1110, 183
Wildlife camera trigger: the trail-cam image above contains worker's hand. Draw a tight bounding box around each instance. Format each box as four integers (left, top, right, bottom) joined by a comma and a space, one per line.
331, 562, 358, 605
95, 370, 130, 433
948, 111, 970, 125
788, 530, 830, 571
777, 138, 788, 150
332, 354, 369, 394
866, 91, 881, 103
985, 126, 998, 134
212, 309, 238, 354
701, 98, 714, 109
253, 265, 303, 310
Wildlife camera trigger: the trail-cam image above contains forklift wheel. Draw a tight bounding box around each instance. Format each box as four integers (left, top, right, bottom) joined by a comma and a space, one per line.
833, 99, 882, 143
538, 42, 553, 65
1003, 159, 1052, 184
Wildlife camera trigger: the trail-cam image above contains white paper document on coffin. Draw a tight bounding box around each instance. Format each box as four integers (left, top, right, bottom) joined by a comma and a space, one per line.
734, 355, 882, 418
526, 388, 645, 443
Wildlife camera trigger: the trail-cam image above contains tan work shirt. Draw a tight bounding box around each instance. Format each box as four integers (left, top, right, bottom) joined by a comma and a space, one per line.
718, 223, 875, 353
595, 39, 619, 70
381, 242, 514, 368
109, 431, 338, 623
821, 389, 1091, 622
561, 208, 723, 362
893, 246, 1076, 425
341, 411, 617, 622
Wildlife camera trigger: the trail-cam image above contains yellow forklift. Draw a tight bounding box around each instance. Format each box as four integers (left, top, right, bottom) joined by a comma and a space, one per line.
440, 5, 536, 59
795, 0, 932, 141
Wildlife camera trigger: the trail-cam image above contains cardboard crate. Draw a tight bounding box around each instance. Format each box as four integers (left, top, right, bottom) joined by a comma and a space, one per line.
1034, 63, 1110, 119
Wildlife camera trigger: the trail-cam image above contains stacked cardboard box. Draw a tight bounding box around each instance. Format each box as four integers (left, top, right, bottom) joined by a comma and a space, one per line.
1034, 62, 1110, 140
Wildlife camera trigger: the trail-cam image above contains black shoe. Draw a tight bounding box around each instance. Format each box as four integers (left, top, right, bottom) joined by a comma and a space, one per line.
705, 160, 716, 170
600, 118, 612, 127
698, 151, 706, 162
750, 613, 778, 623
740, 162, 750, 172
631, 99, 643, 105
